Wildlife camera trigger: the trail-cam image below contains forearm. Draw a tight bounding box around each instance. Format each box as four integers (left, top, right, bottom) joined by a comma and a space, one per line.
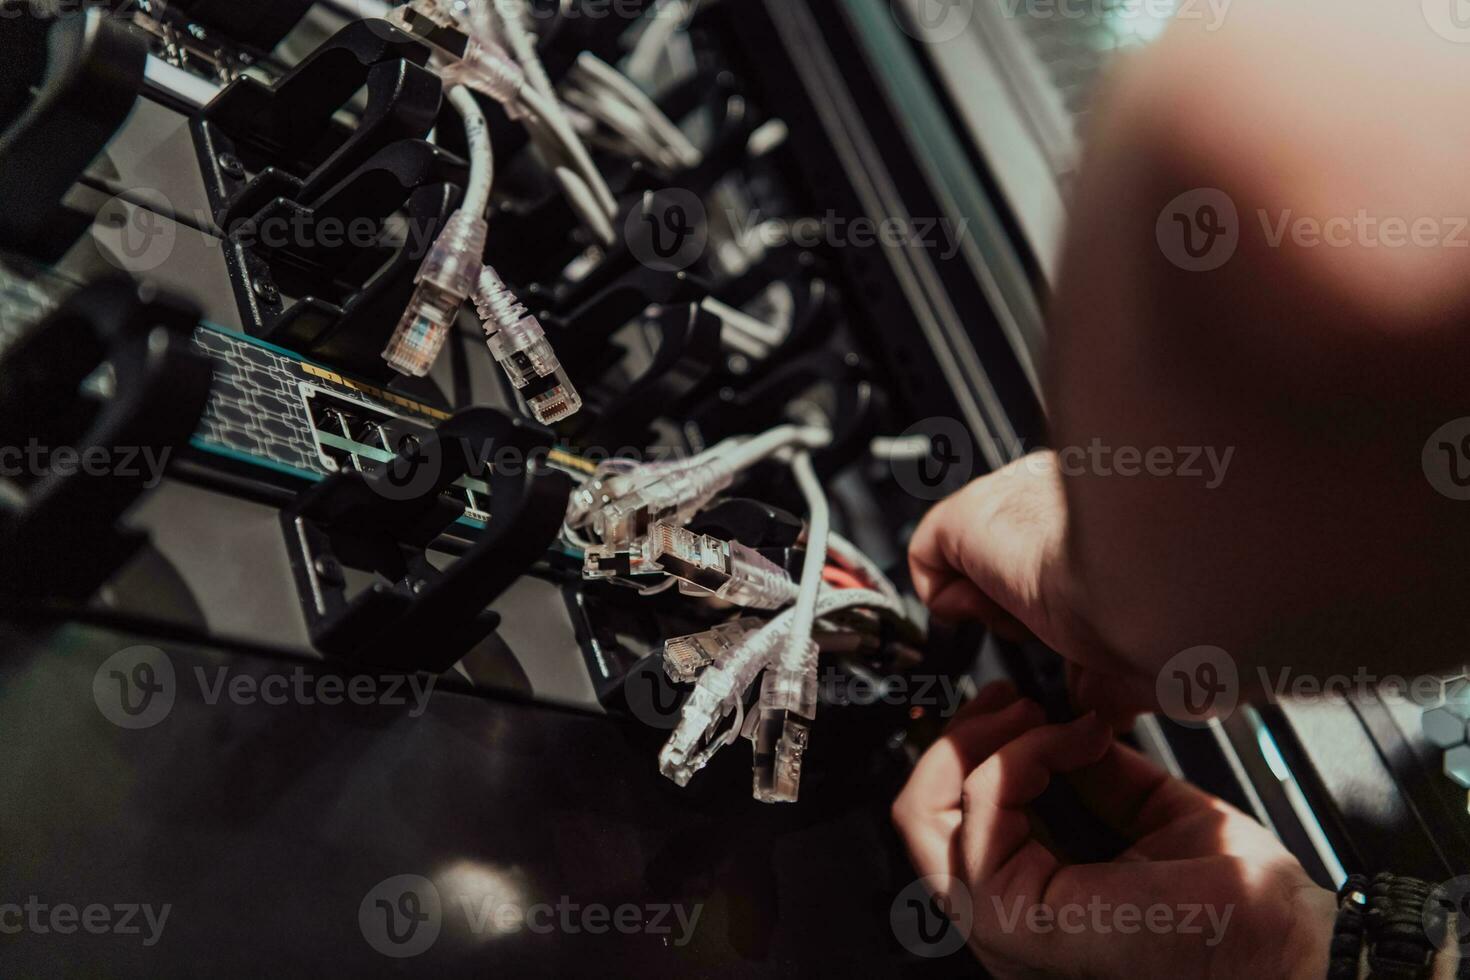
1046, 0, 1470, 682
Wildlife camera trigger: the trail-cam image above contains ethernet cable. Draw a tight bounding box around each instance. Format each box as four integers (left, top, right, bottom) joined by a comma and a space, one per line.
568, 53, 701, 171
657, 585, 911, 788
565, 424, 832, 549
826, 530, 900, 604
750, 450, 828, 802
626, 0, 689, 83
490, 0, 619, 220
663, 617, 763, 683
382, 84, 492, 376
643, 521, 799, 609
397, 0, 617, 245
474, 265, 583, 424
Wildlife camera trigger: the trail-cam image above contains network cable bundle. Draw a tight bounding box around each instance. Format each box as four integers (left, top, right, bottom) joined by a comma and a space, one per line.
0, 0, 969, 811
4, 2, 1453, 975
367, 0, 925, 800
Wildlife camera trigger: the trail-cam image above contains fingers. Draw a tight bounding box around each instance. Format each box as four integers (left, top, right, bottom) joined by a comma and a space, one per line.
959, 714, 1113, 893
908, 458, 1061, 634
892, 685, 1046, 879
1064, 740, 1220, 847
908, 456, 1117, 673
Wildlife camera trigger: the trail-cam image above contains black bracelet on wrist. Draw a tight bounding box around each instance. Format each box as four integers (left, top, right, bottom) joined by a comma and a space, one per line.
1328, 874, 1369, 980
1330, 872, 1453, 979
1366, 873, 1438, 979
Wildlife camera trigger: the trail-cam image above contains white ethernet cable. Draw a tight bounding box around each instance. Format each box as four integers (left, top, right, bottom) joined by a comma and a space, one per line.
781, 451, 828, 673
658, 586, 910, 788
447, 84, 494, 218
750, 450, 829, 802
826, 530, 900, 604
563, 53, 701, 173
663, 617, 764, 683
474, 265, 583, 424
382, 84, 492, 376
566, 424, 832, 549
402, 1, 616, 244
491, 0, 619, 221
643, 521, 799, 609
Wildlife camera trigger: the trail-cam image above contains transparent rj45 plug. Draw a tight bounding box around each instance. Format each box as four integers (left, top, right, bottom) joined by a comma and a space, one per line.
581, 541, 659, 581
659, 616, 783, 786
645, 522, 798, 610
751, 640, 820, 804
476, 266, 581, 425
382, 210, 487, 376
663, 618, 763, 683
582, 462, 734, 549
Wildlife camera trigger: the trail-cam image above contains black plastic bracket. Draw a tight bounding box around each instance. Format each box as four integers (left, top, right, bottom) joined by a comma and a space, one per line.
280, 408, 573, 673
0, 276, 213, 603
688, 347, 880, 477
192, 19, 439, 230
0, 6, 148, 261
220, 139, 468, 380
570, 301, 723, 447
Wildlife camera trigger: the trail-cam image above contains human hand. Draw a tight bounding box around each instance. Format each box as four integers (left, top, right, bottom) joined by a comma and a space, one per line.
891, 681, 1334, 979
907, 452, 1158, 724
